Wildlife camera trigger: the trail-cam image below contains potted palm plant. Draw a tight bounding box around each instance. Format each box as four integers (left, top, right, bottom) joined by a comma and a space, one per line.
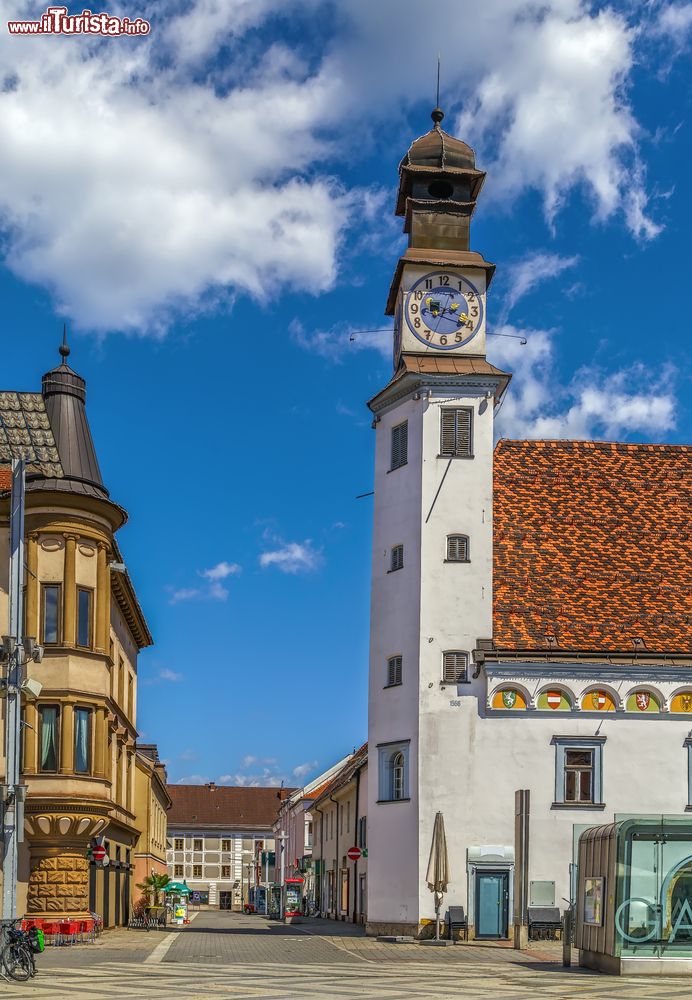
135, 872, 170, 927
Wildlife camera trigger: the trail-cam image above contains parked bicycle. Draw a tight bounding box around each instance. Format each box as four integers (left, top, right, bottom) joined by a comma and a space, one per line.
0, 918, 42, 982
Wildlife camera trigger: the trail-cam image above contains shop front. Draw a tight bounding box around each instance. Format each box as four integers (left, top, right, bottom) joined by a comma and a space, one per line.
577, 815, 692, 974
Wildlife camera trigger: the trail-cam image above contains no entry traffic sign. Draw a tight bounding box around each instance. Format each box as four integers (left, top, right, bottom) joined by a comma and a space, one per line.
92, 844, 106, 863
347, 846, 362, 861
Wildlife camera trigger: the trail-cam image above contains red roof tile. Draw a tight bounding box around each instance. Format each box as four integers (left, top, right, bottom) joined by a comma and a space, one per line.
0, 469, 10, 491
493, 440, 692, 654
168, 784, 292, 829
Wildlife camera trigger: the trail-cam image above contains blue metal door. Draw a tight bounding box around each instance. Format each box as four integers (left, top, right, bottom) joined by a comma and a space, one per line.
476, 871, 508, 938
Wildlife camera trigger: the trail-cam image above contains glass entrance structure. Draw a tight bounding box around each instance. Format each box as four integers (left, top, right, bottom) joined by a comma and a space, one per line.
577, 816, 692, 974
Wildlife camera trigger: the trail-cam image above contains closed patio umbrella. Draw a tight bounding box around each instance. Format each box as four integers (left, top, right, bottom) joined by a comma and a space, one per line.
426, 811, 450, 941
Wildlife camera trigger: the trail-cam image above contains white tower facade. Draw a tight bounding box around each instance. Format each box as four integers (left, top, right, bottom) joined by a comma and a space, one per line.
366, 109, 511, 935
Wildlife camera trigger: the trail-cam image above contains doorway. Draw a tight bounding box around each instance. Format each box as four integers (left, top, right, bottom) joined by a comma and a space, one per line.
219, 892, 232, 910
475, 870, 509, 939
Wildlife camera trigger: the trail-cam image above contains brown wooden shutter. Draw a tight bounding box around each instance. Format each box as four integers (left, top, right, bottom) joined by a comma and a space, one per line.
455, 409, 472, 456
391, 544, 404, 571
443, 651, 468, 683
391, 421, 408, 469
388, 656, 402, 685
441, 409, 456, 455
447, 535, 468, 561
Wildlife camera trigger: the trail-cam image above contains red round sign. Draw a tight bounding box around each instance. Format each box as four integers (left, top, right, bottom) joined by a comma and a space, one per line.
347, 846, 361, 861
92, 845, 106, 862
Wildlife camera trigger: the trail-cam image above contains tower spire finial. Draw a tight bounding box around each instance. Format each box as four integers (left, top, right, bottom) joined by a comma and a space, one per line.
432, 54, 444, 126
59, 323, 70, 363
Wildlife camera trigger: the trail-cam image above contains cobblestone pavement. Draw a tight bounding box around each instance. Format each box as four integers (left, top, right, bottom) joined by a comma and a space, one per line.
6, 909, 692, 998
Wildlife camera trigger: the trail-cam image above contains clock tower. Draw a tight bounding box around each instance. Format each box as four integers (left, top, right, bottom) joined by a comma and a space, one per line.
366, 110, 511, 937
389, 107, 495, 366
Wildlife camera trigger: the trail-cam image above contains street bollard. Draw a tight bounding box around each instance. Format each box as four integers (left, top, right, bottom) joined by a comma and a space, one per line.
562, 909, 572, 967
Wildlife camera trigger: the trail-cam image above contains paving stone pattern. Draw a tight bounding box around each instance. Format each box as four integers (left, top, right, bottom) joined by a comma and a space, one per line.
14, 908, 692, 999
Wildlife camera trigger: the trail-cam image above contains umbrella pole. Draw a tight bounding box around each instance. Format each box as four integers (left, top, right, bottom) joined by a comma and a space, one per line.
435, 895, 440, 941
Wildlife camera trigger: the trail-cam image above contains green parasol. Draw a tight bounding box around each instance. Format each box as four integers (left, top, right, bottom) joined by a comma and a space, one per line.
164, 881, 191, 896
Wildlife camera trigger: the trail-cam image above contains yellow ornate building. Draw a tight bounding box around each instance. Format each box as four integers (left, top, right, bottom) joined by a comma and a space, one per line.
0, 337, 154, 925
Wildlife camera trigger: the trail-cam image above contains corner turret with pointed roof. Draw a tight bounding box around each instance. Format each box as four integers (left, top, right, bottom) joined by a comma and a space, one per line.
36, 327, 109, 500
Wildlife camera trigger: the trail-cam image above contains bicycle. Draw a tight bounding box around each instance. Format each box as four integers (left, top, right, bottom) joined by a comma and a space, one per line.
0, 919, 38, 982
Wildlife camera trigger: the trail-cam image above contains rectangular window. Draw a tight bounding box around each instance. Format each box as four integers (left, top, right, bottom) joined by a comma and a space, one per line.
193, 864, 202, 878
74, 707, 91, 774
41, 584, 61, 644
440, 407, 473, 457
442, 651, 468, 683
359, 816, 367, 849
552, 737, 605, 807
221, 839, 231, 852
174, 838, 184, 851
221, 865, 231, 879
347, 801, 350, 833
306, 821, 313, 848
377, 741, 410, 802
564, 749, 594, 803
38, 705, 59, 772
76, 587, 93, 648
193, 838, 203, 852
390, 421, 408, 471
174, 864, 184, 878
390, 544, 404, 572
446, 535, 469, 562
386, 655, 402, 687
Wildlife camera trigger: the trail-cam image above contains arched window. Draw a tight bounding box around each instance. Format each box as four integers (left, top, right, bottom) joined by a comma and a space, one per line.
446, 535, 469, 562
391, 752, 404, 800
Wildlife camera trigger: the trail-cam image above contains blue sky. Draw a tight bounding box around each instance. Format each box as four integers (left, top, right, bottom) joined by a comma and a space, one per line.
2, 0, 691, 786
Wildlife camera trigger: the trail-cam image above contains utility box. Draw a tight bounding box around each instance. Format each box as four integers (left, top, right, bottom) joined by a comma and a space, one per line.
576, 815, 692, 975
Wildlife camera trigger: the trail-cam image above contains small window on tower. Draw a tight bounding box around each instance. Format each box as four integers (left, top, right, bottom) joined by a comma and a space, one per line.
427, 180, 454, 199
442, 651, 469, 684
440, 408, 473, 458
390, 421, 408, 471
390, 544, 404, 572
386, 655, 402, 687
446, 535, 469, 562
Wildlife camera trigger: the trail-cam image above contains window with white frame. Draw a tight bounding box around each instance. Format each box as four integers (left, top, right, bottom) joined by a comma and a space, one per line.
174, 837, 184, 851
442, 650, 469, 684
446, 534, 469, 562
193, 838, 203, 851
377, 741, 410, 802
386, 655, 402, 687
174, 864, 183, 878
551, 736, 605, 807
390, 421, 408, 470
390, 544, 404, 572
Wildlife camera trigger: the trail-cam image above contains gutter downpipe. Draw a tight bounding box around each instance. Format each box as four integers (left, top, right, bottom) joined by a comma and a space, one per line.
330, 793, 339, 921
314, 802, 325, 915
353, 766, 360, 924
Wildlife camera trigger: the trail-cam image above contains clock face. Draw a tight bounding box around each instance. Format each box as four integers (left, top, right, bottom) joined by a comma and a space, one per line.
404, 270, 483, 350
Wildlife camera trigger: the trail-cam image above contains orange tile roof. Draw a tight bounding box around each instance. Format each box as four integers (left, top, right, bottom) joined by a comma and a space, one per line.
0, 469, 10, 491
493, 440, 692, 654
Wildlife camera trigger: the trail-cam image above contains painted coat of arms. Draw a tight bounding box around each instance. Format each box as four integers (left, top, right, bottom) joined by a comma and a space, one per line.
502, 690, 517, 709
635, 692, 650, 711
590, 691, 607, 710
547, 691, 562, 710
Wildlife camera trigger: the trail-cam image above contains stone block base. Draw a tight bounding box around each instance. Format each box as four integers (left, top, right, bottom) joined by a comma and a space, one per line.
366, 921, 420, 938
580, 949, 692, 976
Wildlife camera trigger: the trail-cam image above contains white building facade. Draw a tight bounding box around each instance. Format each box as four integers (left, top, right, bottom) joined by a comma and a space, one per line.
365, 110, 692, 939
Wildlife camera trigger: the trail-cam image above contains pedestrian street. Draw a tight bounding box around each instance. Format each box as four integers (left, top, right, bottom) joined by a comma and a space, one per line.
5, 910, 692, 1000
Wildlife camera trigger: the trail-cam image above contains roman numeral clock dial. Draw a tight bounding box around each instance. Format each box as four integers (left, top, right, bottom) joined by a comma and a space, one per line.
404, 270, 484, 350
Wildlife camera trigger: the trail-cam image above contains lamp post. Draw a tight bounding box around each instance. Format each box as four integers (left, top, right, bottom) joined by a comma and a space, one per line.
277, 830, 287, 921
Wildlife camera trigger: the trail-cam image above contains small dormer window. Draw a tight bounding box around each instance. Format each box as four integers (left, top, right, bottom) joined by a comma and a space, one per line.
427, 180, 454, 199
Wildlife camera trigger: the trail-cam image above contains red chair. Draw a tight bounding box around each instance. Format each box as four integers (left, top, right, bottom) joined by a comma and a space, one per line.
58, 920, 79, 945
79, 919, 95, 944
41, 921, 60, 946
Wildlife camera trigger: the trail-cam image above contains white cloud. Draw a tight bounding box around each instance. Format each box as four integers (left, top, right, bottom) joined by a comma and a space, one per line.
218, 770, 285, 788
168, 560, 241, 603
503, 252, 580, 315
490, 325, 677, 440
159, 668, 183, 682
199, 561, 242, 600
292, 761, 318, 779
175, 774, 209, 785
259, 539, 322, 574
0, 0, 663, 335
656, 2, 692, 40
290, 319, 391, 363
168, 587, 201, 605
